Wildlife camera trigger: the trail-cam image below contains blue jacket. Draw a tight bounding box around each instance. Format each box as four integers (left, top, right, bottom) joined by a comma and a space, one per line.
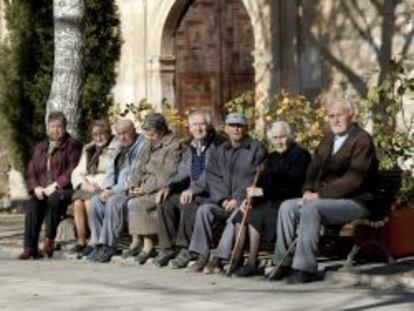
102, 134, 148, 193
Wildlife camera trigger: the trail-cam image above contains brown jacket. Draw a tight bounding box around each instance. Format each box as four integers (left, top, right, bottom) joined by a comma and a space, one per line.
303, 124, 378, 207
129, 132, 182, 195
27, 133, 82, 193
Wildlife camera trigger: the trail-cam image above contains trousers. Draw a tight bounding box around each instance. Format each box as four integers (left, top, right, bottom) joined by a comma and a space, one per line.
274, 198, 369, 273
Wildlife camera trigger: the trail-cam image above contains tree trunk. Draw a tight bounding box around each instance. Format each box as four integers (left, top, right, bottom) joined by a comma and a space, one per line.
47, 0, 85, 137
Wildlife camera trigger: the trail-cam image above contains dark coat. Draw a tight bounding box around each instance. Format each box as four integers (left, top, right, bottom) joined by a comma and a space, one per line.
258, 143, 311, 202
206, 136, 267, 206
233, 143, 311, 242
303, 124, 378, 207
27, 132, 82, 193
167, 131, 225, 197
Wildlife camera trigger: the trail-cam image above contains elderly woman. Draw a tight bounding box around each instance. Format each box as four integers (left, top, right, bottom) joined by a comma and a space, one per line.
18, 111, 82, 259
70, 120, 116, 254
230, 121, 311, 276
127, 113, 182, 264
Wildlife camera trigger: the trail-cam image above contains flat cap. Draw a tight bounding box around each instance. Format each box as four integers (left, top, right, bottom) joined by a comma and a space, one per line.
225, 112, 247, 125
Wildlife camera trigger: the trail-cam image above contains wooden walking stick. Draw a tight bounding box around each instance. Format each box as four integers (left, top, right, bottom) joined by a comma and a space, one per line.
226, 167, 262, 276
267, 237, 298, 280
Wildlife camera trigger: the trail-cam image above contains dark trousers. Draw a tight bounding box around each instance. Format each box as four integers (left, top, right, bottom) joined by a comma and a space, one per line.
24, 191, 72, 248
157, 193, 199, 249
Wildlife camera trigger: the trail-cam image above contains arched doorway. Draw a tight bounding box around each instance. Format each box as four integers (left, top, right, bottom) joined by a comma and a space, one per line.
173, 0, 254, 121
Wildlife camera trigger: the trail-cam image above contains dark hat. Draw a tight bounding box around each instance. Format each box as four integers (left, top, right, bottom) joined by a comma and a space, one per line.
225, 112, 247, 125
142, 113, 168, 133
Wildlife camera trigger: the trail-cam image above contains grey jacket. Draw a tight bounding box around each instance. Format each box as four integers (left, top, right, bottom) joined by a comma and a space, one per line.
101, 134, 148, 193
206, 136, 267, 205
167, 131, 224, 196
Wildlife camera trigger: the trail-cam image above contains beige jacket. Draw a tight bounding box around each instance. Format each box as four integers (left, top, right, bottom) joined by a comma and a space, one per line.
71, 138, 118, 190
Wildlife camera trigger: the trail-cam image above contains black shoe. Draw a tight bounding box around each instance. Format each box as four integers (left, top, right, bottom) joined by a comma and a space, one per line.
235, 263, 261, 277
170, 249, 196, 269
79, 245, 94, 258
135, 249, 156, 265
70, 244, 86, 254
121, 246, 142, 259
153, 249, 177, 267
188, 255, 208, 273
226, 257, 244, 276
95, 245, 116, 263
267, 265, 292, 281
286, 269, 319, 284
204, 256, 224, 274
87, 245, 102, 261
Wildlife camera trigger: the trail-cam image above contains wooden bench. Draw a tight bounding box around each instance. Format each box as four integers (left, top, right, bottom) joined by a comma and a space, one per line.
330, 169, 403, 269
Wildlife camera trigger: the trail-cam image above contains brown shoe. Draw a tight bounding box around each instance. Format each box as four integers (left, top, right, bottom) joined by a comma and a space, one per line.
188, 255, 209, 273
17, 247, 41, 260
203, 256, 223, 275
42, 238, 55, 258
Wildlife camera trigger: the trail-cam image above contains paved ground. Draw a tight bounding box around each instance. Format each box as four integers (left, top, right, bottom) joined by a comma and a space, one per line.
1, 213, 414, 311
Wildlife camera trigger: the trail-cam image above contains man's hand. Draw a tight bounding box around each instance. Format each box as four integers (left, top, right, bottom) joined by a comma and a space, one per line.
81, 181, 97, 193
156, 187, 170, 204
180, 189, 194, 205
100, 189, 114, 202
240, 199, 252, 214
43, 182, 58, 197
223, 198, 238, 212
302, 191, 319, 204
34, 186, 45, 200
247, 186, 263, 198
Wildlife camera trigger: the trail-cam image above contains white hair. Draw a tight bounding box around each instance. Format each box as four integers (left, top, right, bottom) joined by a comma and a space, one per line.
187, 110, 212, 126
266, 121, 294, 142
115, 118, 136, 132
325, 97, 354, 116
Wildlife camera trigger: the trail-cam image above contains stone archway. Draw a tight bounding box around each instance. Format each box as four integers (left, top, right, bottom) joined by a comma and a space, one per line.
159, 0, 255, 121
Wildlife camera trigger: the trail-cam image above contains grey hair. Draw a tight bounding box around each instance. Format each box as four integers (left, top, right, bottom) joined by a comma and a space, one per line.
266, 121, 294, 142
325, 97, 354, 116
115, 118, 136, 132
187, 110, 212, 126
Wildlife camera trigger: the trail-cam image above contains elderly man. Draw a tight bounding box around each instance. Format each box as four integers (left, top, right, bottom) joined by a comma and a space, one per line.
87, 119, 148, 262
187, 112, 267, 272
19, 111, 82, 259
272, 99, 378, 284
153, 111, 224, 268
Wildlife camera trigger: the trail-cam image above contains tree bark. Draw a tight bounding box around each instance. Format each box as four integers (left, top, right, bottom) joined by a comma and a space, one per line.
47, 0, 85, 137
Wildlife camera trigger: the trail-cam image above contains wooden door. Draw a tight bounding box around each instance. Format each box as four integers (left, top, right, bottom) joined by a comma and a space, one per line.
174, 0, 254, 122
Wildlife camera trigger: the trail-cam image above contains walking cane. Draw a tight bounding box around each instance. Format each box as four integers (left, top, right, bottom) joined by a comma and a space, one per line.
267, 237, 298, 280
226, 167, 262, 276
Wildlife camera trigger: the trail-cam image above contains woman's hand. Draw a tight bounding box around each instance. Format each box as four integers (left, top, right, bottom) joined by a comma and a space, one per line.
43, 182, 58, 197
34, 187, 45, 200
128, 186, 142, 197
81, 181, 97, 193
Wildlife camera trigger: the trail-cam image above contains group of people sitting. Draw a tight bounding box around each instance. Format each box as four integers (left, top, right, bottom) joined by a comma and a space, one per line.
17, 97, 378, 284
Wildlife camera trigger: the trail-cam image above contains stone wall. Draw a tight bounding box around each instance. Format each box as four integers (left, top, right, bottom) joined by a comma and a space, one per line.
113, 0, 414, 113
113, 0, 280, 113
